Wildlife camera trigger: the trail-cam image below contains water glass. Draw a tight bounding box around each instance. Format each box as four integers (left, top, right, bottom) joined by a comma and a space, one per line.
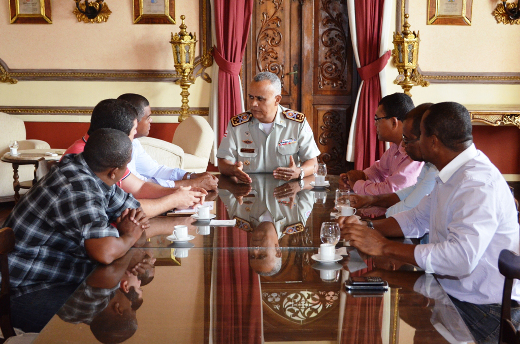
335, 189, 351, 209
314, 163, 327, 177
320, 222, 340, 245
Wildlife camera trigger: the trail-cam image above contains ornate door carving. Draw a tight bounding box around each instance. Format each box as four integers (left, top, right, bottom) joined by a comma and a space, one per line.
244, 0, 358, 174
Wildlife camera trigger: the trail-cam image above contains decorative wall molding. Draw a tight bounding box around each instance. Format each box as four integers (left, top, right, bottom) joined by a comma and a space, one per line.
396, 0, 520, 84
467, 105, 520, 129
0, 106, 209, 119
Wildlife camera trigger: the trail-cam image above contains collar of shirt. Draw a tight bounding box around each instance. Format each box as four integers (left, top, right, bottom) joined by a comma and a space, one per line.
397, 141, 408, 156
82, 133, 90, 144
252, 105, 287, 128
437, 144, 478, 183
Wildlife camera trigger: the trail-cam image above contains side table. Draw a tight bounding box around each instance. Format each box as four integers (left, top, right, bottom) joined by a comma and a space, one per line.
1, 149, 65, 203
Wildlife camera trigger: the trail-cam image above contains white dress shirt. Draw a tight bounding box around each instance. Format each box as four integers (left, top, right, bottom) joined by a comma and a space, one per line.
128, 139, 186, 188
385, 162, 437, 217
393, 144, 520, 304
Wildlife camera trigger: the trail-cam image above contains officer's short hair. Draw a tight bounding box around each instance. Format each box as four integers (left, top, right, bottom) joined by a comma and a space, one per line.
253, 72, 282, 96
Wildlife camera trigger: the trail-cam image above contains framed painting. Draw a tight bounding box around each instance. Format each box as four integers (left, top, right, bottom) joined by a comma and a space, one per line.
427, 0, 473, 25
9, 0, 52, 24
134, 0, 175, 24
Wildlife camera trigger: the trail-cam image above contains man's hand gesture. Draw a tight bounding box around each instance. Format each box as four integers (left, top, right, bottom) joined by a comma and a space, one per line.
233, 161, 252, 184
273, 156, 299, 181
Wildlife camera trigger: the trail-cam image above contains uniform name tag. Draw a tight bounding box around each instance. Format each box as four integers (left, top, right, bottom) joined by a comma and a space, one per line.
278, 138, 296, 146
240, 148, 256, 153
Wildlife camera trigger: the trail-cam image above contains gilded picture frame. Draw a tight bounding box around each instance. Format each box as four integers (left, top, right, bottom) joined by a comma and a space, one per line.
134, 0, 175, 24
9, 0, 52, 24
427, 0, 473, 25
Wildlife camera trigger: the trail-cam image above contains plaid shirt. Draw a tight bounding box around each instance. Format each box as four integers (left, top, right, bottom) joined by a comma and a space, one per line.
4, 153, 140, 295
57, 281, 119, 325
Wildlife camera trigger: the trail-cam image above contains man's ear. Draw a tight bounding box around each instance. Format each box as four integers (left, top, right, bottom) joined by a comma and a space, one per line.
275, 247, 282, 258
108, 167, 119, 180
120, 280, 129, 293
391, 117, 400, 129
113, 302, 124, 316
274, 94, 282, 106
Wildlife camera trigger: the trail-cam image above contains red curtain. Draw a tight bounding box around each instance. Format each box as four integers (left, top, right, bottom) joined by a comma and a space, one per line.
215, 202, 262, 343
212, 0, 254, 144
353, 0, 391, 170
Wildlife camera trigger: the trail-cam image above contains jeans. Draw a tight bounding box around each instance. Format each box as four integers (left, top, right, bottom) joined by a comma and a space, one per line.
10, 283, 79, 333
449, 295, 520, 344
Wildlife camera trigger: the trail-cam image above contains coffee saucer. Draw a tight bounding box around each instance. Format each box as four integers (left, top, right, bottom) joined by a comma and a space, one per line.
190, 214, 216, 220
311, 262, 343, 271
310, 181, 330, 188
311, 254, 343, 263
166, 234, 195, 242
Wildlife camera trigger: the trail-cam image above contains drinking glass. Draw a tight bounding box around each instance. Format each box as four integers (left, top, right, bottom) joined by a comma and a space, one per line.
335, 189, 351, 210
320, 222, 340, 245
314, 163, 327, 178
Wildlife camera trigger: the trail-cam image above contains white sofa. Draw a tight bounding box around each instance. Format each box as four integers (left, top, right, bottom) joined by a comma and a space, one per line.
0, 112, 51, 202
140, 115, 214, 173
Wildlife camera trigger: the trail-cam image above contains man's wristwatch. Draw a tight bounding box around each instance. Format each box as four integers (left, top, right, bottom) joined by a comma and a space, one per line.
365, 219, 374, 229
298, 179, 304, 190
186, 172, 194, 180
298, 167, 304, 180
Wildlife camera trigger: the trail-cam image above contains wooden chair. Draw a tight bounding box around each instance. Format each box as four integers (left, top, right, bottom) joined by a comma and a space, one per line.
0, 227, 15, 343
498, 249, 520, 344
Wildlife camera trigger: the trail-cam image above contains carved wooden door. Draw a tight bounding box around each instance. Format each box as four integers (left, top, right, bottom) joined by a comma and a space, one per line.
243, 0, 358, 174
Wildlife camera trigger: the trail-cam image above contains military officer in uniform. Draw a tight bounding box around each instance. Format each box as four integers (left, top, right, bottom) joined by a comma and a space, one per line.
217, 71, 321, 184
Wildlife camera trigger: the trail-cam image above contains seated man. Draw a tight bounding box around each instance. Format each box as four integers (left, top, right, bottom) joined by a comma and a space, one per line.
339, 102, 520, 343
117, 93, 218, 191
64, 99, 206, 217
217, 71, 321, 184
340, 93, 423, 195
4, 129, 147, 300
349, 103, 437, 217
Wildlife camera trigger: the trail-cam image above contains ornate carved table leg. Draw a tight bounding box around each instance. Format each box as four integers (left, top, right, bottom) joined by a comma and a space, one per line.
12, 163, 20, 203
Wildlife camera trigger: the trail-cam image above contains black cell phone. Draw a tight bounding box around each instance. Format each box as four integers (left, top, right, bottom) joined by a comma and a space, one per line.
345, 276, 388, 291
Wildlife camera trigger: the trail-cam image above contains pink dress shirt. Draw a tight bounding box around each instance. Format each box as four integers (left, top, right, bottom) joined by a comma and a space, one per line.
353, 142, 423, 195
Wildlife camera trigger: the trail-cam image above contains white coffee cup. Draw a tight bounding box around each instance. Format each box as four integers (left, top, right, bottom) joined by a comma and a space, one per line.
320, 243, 336, 261
197, 205, 211, 219
314, 175, 326, 186
320, 269, 336, 281
197, 225, 210, 235
172, 225, 188, 240
174, 248, 189, 258
340, 206, 357, 216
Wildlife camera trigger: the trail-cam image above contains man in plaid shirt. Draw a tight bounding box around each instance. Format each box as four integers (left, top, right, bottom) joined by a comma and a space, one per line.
4, 128, 147, 297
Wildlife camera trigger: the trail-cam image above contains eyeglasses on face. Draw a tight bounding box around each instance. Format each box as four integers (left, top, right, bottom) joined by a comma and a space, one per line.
374, 115, 392, 122
402, 135, 420, 145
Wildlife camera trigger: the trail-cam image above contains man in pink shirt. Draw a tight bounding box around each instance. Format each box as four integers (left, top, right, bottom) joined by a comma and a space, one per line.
340, 93, 423, 195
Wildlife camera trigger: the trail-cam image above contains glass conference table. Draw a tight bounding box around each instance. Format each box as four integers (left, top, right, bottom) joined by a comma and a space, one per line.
32, 174, 475, 344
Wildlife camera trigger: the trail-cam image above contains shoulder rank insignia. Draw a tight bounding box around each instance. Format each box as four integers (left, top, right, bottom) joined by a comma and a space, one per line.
282, 109, 305, 123
234, 216, 253, 232
283, 222, 304, 235
231, 112, 253, 127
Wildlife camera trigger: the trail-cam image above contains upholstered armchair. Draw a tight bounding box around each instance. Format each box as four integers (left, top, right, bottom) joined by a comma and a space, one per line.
138, 137, 184, 170
0, 112, 51, 202
171, 115, 214, 173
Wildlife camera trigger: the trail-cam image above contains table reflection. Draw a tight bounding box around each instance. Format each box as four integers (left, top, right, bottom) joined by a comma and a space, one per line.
30, 175, 475, 344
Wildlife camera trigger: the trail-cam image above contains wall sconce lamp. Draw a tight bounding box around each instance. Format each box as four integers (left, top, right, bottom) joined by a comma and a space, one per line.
392, 14, 429, 96
73, 0, 111, 23
170, 15, 197, 122
493, 1, 520, 24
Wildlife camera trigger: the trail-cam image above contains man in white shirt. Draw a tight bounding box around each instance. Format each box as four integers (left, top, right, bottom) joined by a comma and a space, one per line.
118, 93, 218, 191
339, 102, 520, 343
349, 103, 437, 218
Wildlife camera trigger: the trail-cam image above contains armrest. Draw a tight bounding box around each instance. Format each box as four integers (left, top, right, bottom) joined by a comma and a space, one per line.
18, 139, 51, 150
138, 137, 185, 169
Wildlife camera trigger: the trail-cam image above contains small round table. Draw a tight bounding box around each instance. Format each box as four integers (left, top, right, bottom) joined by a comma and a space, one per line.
1, 149, 65, 203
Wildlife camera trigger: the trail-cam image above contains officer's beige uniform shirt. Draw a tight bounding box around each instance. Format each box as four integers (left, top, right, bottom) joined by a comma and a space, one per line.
217, 105, 321, 173
219, 175, 313, 237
